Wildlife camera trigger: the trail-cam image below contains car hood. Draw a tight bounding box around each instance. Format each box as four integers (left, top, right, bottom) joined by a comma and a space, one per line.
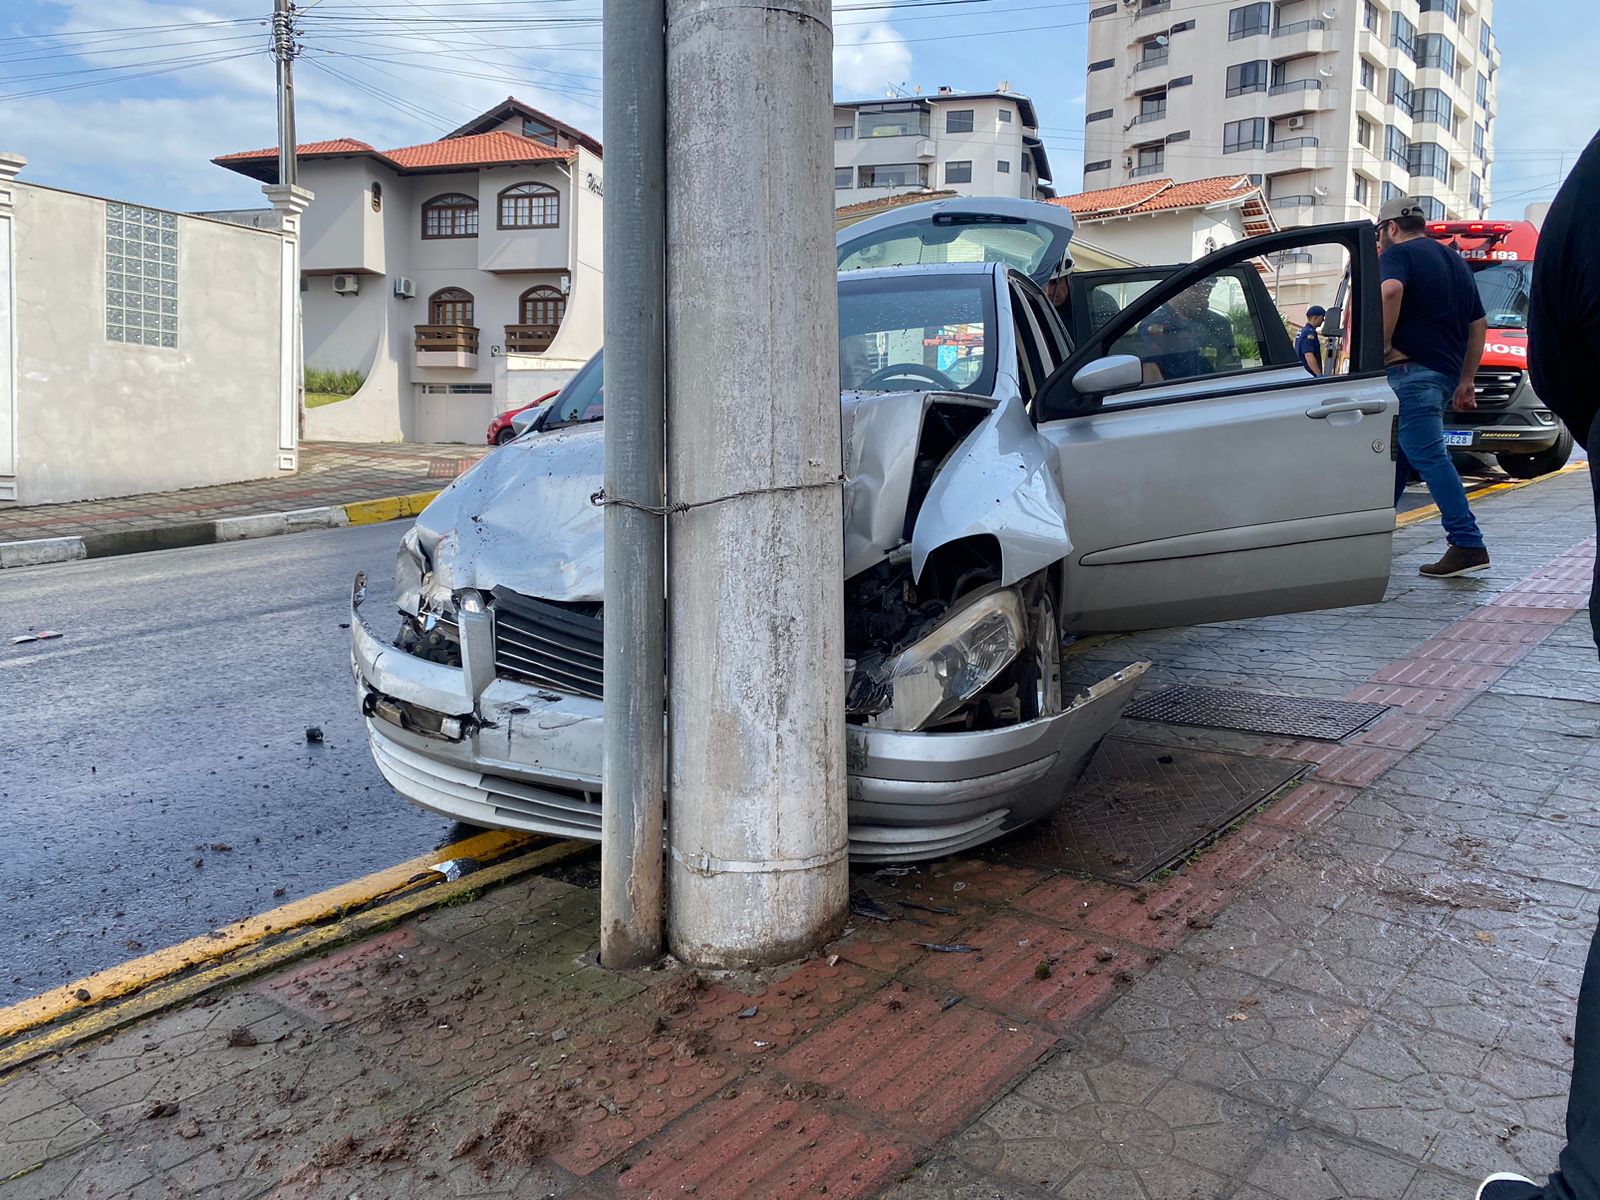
409, 388, 1070, 604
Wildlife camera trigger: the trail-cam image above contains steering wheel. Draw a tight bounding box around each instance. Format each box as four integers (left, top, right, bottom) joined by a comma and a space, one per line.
858, 362, 960, 391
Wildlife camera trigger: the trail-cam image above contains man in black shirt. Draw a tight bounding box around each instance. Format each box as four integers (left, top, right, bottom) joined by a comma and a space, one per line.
1379, 194, 1491, 577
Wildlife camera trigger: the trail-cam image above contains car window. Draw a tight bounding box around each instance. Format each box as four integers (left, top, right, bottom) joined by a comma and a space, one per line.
839, 273, 997, 396
1105, 272, 1270, 394
838, 217, 1068, 284
1009, 285, 1048, 400
1081, 277, 1160, 333
543, 352, 603, 428
1020, 282, 1069, 368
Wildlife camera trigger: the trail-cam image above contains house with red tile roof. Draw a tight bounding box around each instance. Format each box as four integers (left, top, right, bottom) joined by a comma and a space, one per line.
214, 99, 603, 443
1048, 174, 1277, 261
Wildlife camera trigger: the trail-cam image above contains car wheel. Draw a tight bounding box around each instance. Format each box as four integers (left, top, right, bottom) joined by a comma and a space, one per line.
1496, 426, 1574, 479
493, 426, 517, 446
1013, 579, 1063, 721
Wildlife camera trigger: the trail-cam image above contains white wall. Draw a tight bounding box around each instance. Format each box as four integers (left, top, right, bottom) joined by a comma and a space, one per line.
3, 180, 288, 505
1072, 207, 1245, 268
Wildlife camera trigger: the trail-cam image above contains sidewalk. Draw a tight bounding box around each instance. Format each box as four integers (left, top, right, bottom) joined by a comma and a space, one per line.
0, 442, 489, 546
2, 472, 1596, 1200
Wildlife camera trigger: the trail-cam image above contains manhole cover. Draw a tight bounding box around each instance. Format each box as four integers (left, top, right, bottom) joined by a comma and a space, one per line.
1124, 685, 1387, 741
982, 737, 1304, 883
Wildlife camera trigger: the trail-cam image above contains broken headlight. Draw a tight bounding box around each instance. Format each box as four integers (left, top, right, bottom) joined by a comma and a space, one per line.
848, 587, 1025, 733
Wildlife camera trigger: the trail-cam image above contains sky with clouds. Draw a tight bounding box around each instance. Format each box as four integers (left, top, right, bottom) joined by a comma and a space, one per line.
2, 0, 1596, 222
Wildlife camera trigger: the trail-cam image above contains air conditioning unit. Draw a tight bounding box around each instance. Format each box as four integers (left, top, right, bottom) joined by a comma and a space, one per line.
392, 276, 416, 299
1286, 115, 1308, 130
332, 274, 360, 295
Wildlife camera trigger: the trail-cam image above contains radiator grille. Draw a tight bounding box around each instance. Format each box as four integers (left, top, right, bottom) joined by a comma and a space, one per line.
491, 589, 603, 699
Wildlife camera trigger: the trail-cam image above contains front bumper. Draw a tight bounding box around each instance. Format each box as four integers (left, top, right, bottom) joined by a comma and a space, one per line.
1444, 421, 1562, 455
352, 591, 1149, 863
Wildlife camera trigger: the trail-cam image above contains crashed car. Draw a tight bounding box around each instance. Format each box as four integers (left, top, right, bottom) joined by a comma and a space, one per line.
352, 200, 1399, 862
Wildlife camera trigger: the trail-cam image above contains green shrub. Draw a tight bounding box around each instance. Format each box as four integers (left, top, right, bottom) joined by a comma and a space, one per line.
304, 366, 365, 396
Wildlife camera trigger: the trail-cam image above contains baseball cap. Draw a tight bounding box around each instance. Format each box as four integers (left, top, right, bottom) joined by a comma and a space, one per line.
1376, 195, 1425, 223
1307, 305, 1327, 317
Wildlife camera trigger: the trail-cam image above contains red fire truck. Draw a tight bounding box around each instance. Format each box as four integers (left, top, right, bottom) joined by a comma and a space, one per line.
1426, 219, 1572, 477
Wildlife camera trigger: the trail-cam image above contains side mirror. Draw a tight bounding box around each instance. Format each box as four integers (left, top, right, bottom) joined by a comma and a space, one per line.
1071, 354, 1144, 397
1322, 305, 1343, 335
510, 407, 544, 437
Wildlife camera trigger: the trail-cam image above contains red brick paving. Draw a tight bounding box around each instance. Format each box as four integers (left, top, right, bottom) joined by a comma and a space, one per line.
1343, 681, 1483, 718
1369, 657, 1508, 690
613, 1081, 917, 1200
772, 984, 1055, 1140
1257, 780, 1360, 831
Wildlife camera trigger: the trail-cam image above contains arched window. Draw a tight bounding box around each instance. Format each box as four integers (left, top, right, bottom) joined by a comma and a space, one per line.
421, 193, 478, 239
511, 285, 566, 352
498, 182, 560, 230
429, 287, 475, 327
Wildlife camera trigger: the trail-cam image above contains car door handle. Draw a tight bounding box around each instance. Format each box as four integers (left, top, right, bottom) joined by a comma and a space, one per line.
1304, 401, 1388, 419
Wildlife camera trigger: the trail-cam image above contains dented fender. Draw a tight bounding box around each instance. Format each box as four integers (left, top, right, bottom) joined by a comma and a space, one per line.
910, 393, 1071, 587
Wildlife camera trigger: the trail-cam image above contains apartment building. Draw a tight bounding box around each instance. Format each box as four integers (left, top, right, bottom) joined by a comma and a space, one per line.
215, 99, 602, 443
833, 87, 1054, 207
1082, 0, 1498, 308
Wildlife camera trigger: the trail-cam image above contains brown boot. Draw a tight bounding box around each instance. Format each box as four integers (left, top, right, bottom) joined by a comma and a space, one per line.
1419, 545, 1490, 578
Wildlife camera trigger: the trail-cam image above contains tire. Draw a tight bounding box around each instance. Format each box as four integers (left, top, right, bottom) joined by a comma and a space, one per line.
1497, 426, 1574, 479
1012, 579, 1063, 721
493, 426, 517, 446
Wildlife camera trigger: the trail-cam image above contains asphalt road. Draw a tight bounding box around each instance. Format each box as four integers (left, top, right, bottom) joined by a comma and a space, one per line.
0, 522, 454, 1006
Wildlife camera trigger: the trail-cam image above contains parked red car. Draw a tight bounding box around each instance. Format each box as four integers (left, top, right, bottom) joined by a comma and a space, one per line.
486, 390, 559, 446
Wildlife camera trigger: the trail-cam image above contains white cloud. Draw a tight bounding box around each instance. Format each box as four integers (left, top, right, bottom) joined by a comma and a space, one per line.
832, 12, 912, 99
6, 0, 602, 211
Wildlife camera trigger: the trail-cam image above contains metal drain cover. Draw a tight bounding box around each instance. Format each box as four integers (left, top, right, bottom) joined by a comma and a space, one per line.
981, 737, 1305, 883
1125, 685, 1388, 742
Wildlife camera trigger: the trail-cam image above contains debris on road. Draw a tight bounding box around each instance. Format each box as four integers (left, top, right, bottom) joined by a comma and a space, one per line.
10, 630, 64, 644
304, 725, 324, 744
432, 857, 479, 882
177, 1120, 202, 1140
143, 1101, 179, 1120
225, 1026, 258, 1048
849, 891, 892, 922
736, 1005, 759, 1019
209, 842, 233, 853
940, 995, 963, 1010
915, 942, 978, 953
898, 900, 957, 916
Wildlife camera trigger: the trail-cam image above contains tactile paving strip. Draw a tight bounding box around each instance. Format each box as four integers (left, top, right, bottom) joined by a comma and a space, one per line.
1125, 685, 1389, 741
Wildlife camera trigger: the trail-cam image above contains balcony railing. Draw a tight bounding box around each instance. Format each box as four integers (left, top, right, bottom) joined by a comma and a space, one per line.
1268, 79, 1321, 95
504, 324, 559, 355
1268, 136, 1320, 150
1130, 162, 1165, 177
1130, 108, 1168, 124
1134, 51, 1169, 71
1269, 193, 1317, 207
1137, 0, 1171, 12
415, 324, 481, 354
1273, 19, 1326, 35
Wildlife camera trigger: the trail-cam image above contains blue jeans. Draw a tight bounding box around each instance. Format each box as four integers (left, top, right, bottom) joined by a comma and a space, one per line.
1389, 364, 1487, 550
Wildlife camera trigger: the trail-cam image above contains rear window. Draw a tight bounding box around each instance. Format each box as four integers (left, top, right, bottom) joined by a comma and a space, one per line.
838, 273, 997, 397
838, 216, 1068, 282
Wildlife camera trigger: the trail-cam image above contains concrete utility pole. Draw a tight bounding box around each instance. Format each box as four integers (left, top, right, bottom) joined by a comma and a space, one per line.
599, 0, 668, 969
664, 0, 848, 966
271, 0, 298, 188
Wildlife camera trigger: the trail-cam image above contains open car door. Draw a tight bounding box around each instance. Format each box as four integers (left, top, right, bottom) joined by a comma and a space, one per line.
836, 196, 1075, 290
1032, 222, 1396, 633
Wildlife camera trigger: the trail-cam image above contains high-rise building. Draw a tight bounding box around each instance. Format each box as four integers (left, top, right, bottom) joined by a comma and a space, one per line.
1082, 0, 1498, 307
833, 86, 1055, 207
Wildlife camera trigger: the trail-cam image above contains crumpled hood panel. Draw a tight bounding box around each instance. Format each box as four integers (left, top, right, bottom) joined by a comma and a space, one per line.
411, 387, 1062, 603
414, 425, 607, 602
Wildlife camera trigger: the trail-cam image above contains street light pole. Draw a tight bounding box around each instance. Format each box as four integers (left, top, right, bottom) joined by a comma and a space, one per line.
599, 0, 668, 968
664, 0, 848, 966
271, 0, 298, 188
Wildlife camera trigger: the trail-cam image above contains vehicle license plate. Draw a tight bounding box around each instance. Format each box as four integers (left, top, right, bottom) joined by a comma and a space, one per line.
1443, 431, 1474, 447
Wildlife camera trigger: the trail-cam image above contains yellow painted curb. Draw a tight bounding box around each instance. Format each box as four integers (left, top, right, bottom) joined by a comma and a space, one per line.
343, 490, 441, 526
0, 837, 591, 1075
0, 828, 533, 1043
1396, 462, 1587, 530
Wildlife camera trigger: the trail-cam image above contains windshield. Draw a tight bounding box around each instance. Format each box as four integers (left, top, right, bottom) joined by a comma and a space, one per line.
1472, 261, 1531, 329
544, 351, 603, 427
838, 216, 1069, 286
838, 273, 997, 396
